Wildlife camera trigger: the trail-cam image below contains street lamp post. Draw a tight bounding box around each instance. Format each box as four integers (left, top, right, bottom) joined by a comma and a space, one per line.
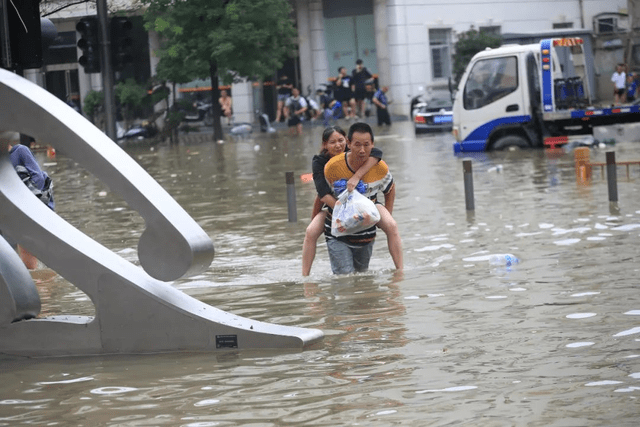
97, 0, 117, 141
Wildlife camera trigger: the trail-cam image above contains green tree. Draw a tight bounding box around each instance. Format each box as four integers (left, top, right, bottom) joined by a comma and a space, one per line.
142, 0, 298, 140
83, 90, 104, 124
453, 27, 502, 85
115, 78, 148, 129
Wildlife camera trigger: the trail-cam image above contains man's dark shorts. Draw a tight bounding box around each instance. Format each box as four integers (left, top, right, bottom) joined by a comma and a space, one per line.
354, 88, 368, 101
288, 115, 302, 127
335, 88, 353, 103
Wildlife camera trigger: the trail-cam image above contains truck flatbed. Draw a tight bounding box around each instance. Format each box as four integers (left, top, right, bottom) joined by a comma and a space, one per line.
543, 104, 640, 121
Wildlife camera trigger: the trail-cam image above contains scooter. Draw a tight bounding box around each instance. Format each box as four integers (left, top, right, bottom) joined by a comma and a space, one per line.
178, 100, 213, 125
117, 121, 158, 143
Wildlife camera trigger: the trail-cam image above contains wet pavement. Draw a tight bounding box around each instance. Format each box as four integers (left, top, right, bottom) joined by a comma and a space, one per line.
1, 119, 640, 426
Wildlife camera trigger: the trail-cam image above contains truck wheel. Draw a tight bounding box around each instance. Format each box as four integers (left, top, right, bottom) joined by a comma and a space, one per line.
492, 135, 529, 150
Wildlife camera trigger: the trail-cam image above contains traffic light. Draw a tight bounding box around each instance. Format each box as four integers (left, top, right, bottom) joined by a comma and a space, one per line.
76, 17, 101, 73
110, 17, 133, 71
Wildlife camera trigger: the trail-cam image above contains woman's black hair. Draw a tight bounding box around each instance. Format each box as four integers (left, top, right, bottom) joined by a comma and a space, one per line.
320, 126, 346, 154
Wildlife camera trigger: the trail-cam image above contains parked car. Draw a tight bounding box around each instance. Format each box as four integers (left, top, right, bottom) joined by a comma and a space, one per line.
413, 96, 453, 133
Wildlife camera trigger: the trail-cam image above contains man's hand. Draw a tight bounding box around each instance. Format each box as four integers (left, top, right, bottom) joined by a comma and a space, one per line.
334, 179, 367, 195
346, 175, 359, 192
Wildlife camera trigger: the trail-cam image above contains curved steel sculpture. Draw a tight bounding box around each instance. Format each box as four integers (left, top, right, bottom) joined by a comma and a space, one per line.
0, 69, 322, 357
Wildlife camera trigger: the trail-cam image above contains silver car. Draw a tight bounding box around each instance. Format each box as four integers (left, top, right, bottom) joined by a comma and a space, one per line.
413, 96, 453, 133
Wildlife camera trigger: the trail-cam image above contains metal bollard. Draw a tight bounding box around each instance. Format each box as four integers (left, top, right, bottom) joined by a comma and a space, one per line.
463, 160, 474, 211
606, 151, 618, 203
285, 171, 297, 222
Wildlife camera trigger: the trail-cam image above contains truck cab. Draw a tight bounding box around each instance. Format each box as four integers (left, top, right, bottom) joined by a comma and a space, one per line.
452, 38, 599, 152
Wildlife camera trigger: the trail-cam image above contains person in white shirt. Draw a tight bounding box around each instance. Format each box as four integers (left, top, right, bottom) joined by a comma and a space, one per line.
285, 87, 308, 135
611, 63, 626, 104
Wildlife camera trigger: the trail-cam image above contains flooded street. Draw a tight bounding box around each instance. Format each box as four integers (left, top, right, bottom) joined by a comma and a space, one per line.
1, 121, 640, 426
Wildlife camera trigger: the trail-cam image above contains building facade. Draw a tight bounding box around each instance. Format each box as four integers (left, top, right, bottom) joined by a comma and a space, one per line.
36, 0, 630, 125
295, 0, 630, 118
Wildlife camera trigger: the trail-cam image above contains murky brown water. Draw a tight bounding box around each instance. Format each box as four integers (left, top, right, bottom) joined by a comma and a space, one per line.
2, 121, 640, 426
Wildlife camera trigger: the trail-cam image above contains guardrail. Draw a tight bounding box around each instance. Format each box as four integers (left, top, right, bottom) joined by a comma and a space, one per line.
575, 147, 640, 181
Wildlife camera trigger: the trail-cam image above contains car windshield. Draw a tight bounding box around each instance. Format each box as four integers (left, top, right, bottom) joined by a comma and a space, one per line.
428, 99, 452, 108
422, 98, 452, 112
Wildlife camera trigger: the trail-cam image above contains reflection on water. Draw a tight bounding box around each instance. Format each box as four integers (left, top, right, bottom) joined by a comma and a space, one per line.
2, 122, 640, 425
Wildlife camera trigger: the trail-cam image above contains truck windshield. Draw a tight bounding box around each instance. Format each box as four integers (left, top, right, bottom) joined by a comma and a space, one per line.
463, 56, 518, 110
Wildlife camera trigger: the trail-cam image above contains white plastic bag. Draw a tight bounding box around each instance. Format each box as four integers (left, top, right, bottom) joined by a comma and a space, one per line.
331, 190, 380, 236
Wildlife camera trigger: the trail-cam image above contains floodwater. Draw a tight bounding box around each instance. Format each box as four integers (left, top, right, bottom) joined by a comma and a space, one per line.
1, 121, 640, 426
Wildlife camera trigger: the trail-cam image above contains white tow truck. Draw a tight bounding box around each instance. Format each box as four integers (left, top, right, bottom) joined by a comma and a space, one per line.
452, 37, 640, 152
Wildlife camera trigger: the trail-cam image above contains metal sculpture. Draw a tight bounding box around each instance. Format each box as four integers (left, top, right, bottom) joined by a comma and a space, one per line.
0, 69, 322, 356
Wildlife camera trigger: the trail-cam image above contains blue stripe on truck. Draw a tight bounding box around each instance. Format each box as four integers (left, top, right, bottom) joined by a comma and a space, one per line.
453, 115, 532, 152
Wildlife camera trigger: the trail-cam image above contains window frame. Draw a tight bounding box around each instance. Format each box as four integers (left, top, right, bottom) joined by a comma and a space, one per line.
462, 55, 519, 110
429, 28, 452, 81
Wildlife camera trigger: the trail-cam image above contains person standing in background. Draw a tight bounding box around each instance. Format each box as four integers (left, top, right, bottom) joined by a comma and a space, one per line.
626, 73, 637, 103
285, 87, 308, 135
351, 59, 373, 118
276, 74, 293, 123
372, 86, 391, 126
334, 67, 356, 120
219, 89, 233, 125
611, 63, 626, 104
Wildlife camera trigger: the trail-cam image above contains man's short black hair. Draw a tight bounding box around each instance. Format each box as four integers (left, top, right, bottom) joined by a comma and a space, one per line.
348, 122, 374, 142
356, 59, 363, 65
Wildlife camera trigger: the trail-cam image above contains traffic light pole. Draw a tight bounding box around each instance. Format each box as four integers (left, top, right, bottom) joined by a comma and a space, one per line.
1, 0, 12, 68
97, 0, 117, 141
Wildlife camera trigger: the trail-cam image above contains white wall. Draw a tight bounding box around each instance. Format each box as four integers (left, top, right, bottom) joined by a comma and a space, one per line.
296, 0, 330, 95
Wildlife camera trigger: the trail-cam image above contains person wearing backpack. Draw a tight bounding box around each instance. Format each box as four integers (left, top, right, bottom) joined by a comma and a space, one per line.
5, 134, 54, 269
285, 87, 308, 135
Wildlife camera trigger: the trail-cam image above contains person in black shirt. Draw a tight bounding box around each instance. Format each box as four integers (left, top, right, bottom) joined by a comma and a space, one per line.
334, 67, 356, 120
351, 59, 373, 118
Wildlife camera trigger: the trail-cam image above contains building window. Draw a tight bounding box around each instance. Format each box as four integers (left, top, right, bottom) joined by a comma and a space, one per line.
43, 31, 77, 65
479, 26, 501, 36
430, 29, 451, 80
597, 18, 616, 33
553, 22, 574, 29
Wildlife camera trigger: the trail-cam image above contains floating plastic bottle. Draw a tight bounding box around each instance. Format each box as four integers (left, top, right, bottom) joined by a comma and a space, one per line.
489, 254, 519, 267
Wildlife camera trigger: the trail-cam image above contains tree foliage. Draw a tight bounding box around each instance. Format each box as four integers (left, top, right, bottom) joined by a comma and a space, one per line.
115, 78, 148, 124
453, 27, 502, 84
83, 89, 104, 122
142, 0, 297, 139
142, 0, 297, 84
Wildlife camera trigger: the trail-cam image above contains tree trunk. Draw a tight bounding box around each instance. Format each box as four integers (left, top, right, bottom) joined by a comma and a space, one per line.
171, 82, 177, 145
209, 60, 224, 141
